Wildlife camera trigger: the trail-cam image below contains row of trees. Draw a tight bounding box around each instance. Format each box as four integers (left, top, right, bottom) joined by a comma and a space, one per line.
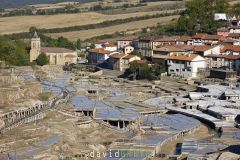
0, 3, 147, 17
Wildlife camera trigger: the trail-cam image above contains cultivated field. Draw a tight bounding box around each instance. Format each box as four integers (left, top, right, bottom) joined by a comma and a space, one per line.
99, 1, 185, 14
47, 15, 179, 40
30, 0, 182, 11
0, 10, 179, 34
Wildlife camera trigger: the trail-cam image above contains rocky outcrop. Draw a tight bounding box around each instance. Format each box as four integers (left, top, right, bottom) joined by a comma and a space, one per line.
0, 82, 42, 105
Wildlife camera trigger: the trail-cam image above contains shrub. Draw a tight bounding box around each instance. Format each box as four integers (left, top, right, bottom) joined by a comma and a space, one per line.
36, 53, 49, 66
39, 92, 52, 101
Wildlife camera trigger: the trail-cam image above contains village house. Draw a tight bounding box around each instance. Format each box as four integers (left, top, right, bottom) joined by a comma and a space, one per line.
221, 45, 240, 55
193, 45, 224, 69
102, 43, 117, 52
194, 45, 221, 56
117, 39, 133, 49
217, 28, 230, 37
214, 13, 228, 21
123, 45, 134, 54
192, 33, 208, 46
153, 45, 194, 57
229, 26, 240, 34
88, 48, 111, 64
176, 36, 193, 45
108, 53, 141, 71
202, 35, 225, 45
224, 54, 240, 74
95, 41, 107, 48
30, 32, 77, 65
152, 45, 195, 69
95, 42, 117, 52
167, 53, 207, 78
230, 16, 240, 26
205, 54, 225, 69
222, 39, 240, 46
152, 36, 178, 49
137, 38, 153, 57
227, 33, 240, 40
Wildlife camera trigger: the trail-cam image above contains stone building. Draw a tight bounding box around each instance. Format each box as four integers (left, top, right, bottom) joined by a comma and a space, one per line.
109, 53, 141, 71
30, 32, 78, 65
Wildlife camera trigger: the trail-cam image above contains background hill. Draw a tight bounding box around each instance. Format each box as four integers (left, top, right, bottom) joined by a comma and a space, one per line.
0, 0, 90, 8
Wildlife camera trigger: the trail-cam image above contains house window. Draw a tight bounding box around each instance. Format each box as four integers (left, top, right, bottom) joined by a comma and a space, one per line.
170, 69, 174, 72
176, 69, 179, 72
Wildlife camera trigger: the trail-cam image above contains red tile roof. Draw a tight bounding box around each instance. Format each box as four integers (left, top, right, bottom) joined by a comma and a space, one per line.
110, 53, 127, 59
168, 53, 200, 61
123, 54, 137, 59
221, 45, 240, 53
192, 33, 208, 39
203, 35, 224, 41
89, 48, 111, 55
103, 43, 116, 47
41, 47, 74, 53
194, 45, 211, 52
154, 45, 194, 52
224, 54, 240, 60
177, 36, 192, 42
154, 36, 179, 42
154, 46, 184, 52
133, 60, 147, 64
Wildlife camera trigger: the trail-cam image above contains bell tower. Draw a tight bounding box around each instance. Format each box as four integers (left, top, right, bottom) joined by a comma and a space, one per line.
30, 32, 41, 62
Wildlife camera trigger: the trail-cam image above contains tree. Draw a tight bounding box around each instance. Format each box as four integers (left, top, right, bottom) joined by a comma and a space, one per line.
29, 26, 37, 34
0, 35, 29, 66
232, 3, 240, 16
36, 53, 49, 66
89, 43, 95, 49
57, 36, 75, 49
129, 61, 139, 74
75, 38, 82, 50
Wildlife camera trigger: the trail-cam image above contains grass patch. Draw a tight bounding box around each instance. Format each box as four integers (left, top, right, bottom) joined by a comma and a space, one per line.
39, 92, 52, 101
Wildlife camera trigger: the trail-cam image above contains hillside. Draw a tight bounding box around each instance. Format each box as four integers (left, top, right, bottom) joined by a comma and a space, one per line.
0, 0, 91, 8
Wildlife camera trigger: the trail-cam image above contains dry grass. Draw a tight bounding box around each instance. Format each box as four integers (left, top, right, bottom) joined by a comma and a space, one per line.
228, 0, 240, 5
0, 10, 178, 34
47, 15, 179, 41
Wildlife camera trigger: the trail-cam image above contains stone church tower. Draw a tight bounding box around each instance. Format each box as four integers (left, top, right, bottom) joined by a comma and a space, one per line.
30, 32, 41, 62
